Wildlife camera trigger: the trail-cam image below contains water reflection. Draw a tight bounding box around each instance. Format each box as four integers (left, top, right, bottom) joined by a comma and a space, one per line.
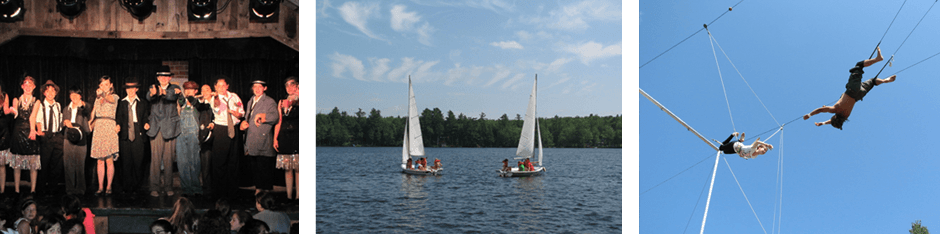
512, 176, 546, 231
395, 173, 433, 230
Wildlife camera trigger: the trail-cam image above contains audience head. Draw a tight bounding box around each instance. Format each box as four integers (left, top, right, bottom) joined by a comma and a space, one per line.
195, 209, 229, 234
63, 219, 84, 234
20, 198, 37, 221
255, 191, 276, 212
237, 219, 269, 234
230, 210, 253, 232
168, 197, 196, 232
36, 214, 64, 234
214, 198, 231, 219
150, 219, 174, 234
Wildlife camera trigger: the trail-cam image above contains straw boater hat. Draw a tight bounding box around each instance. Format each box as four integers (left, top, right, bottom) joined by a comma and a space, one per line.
251, 80, 267, 86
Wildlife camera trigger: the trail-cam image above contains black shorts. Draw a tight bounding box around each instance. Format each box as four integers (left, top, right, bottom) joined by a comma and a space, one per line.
845, 60, 878, 101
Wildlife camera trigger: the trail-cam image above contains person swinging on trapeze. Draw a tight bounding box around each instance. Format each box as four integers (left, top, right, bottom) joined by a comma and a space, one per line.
803, 47, 897, 129
716, 132, 773, 160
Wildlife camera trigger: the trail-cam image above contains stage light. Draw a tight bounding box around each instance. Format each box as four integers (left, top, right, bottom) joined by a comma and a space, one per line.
121, 0, 156, 22
249, 0, 280, 22
0, 0, 24, 22
188, 0, 216, 21
56, 0, 86, 20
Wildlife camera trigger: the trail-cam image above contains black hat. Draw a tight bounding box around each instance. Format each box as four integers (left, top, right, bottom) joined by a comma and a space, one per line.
125, 77, 141, 88
156, 65, 173, 77
66, 127, 83, 144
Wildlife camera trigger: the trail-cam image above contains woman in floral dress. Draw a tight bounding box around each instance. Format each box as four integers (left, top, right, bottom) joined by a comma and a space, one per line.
89, 76, 120, 195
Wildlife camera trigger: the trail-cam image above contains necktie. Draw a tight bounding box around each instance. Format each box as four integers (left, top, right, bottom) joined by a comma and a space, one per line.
46, 103, 51, 132
224, 95, 235, 139
128, 100, 136, 142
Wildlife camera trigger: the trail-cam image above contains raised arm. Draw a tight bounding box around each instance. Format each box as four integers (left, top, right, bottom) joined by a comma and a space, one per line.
804, 105, 836, 120
815, 119, 831, 127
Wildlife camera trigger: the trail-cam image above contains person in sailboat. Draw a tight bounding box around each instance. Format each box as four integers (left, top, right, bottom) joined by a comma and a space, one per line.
518, 161, 525, 171
524, 158, 535, 171
416, 158, 425, 171
430, 158, 442, 170
405, 158, 413, 170
501, 159, 511, 172
717, 132, 773, 159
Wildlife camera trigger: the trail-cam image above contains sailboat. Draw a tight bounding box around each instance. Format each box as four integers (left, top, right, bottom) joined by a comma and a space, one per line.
500, 75, 545, 177
401, 76, 441, 175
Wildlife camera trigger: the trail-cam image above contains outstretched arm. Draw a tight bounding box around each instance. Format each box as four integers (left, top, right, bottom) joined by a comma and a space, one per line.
815, 119, 831, 127
804, 106, 836, 120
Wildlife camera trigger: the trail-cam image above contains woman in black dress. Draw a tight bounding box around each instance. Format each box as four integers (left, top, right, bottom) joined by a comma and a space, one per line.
0, 83, 13, 194
10, 76, 42, 194
274, 77, 299, 200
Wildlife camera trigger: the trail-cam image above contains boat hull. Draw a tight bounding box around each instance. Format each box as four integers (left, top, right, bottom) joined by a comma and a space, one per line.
402, 168, 442, 176
499, 167, 545, 177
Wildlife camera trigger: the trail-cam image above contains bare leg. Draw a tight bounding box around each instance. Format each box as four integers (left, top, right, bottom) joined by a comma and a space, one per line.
29, 169, 36, 193
97, 160, 105, 192
285, 170, 294, 199
863, 47, 884, 67
877, 75, 897, 85
106, 159, 114, 192
295, 170, 299, 199
1, 167, 6, 193
13, 168, 20, 193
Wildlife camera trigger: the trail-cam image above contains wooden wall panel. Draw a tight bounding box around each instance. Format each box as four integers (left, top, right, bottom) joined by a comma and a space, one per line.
0, 0, 299, 51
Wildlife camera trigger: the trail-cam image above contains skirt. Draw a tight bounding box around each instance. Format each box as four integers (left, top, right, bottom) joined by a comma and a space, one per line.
275, 154, 298, 170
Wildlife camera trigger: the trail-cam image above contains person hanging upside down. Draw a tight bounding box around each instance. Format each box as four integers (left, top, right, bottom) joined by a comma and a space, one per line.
717, 132, 773, 160
803, 47, 897, 129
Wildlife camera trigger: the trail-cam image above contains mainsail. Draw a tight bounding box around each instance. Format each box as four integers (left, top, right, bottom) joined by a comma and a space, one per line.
407, 77, 425, 157
516, 76, 538, 158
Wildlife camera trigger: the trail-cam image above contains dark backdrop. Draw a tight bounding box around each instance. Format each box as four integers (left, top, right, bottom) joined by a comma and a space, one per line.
0, 36, 299, 189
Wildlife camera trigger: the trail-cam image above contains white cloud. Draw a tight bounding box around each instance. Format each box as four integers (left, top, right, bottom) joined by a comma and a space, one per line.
390, 5, 435, 46
338, 2, 384, 41
329, 52, 366, 81
318, 0, 332, 18
490, 40, 524, 50
390, 5, 420, 32
368, 58, 391, 81
516, 30, 532, 41
485, 65, 512, 87
519, 0, 621, 31
387, 57, 420, 83
564, 41, 621, 65
384, 57, 441, 83
502, 73, 527, 90
547, 57, 573, 72
465, 0, 515, 13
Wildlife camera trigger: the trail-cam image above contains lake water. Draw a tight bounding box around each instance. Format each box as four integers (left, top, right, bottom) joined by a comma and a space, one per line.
316, 147, 622, 233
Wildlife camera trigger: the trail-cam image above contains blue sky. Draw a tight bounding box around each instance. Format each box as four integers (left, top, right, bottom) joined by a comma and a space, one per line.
639, 0, 940, 233
315, 0, 622, 118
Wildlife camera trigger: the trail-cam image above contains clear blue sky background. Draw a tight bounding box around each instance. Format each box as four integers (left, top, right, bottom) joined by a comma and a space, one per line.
640, 0, 940, 233
315, 0, 622, 118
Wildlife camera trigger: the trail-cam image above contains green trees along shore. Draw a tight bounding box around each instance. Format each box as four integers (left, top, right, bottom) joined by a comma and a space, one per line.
316, 107, 622, 148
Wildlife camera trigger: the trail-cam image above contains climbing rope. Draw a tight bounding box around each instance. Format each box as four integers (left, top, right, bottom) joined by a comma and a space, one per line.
772, 129, 784, 234
708, 30, 781, 126
724, 156, 768, 234
707, 30, 736, 132
640, 0, 745, 69
873, 0, 938, 78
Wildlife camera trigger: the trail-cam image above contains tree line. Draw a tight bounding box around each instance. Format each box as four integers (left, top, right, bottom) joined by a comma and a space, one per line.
316, 107, 622, 148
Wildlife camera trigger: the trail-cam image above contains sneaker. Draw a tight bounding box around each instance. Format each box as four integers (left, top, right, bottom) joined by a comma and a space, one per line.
150, 191, 160, 197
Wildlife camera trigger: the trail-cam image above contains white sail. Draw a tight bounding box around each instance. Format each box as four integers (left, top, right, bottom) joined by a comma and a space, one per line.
537, 118, 543, 167
408, 77, 426, 156
402, 123, 409, 169
516, 76, 537, 158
